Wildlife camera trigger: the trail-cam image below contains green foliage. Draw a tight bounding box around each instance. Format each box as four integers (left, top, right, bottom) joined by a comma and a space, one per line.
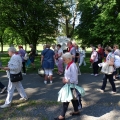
0, 0, 69, 48
76, 0, 120, 46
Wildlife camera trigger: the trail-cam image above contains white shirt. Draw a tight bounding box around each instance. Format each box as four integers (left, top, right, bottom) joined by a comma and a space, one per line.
58, 48, 63, 60
8, 54, 22, 74
91, 50, 98, 62
64, 62, 78, 85
80, 50, 86, 58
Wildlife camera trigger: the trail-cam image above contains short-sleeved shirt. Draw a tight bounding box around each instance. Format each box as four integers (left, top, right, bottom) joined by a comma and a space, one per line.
58, 48, 63, 60
42, 48, 55, 69
106, 52, 114, 62
91, 50, 98, 62
18, 49, 26, 62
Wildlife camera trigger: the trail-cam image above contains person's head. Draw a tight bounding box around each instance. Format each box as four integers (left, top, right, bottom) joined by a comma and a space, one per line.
18, 46, 23, 50
52, 45, 55, 49
8, 47, 16, 57
75, 45, 79, 49
105, 47, 112, 55
82, 46, 85, 50
46, 44, 50, 49
43, 45, 46, 50
29, 44, 33, 48
57, 44, 61, 50
67, 41, 72, 48
62, 52, 72, 65
92, 47, 96, 51
98, 44, 101, 49
72, 41, 77, 47
113, 44, 119, 50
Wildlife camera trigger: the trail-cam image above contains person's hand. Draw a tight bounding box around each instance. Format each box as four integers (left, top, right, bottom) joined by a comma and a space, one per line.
2, 67, 9, 70
62, 78, 69, 84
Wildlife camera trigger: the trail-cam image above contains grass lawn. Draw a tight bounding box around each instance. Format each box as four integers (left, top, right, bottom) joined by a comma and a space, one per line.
0, 52, 92, 74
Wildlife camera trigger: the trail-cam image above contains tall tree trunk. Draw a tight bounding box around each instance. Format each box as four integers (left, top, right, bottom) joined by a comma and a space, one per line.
0, 36, 3, 53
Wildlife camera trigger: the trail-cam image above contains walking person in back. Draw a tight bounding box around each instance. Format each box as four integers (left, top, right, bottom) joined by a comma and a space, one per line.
18, 46, 26, 75
41, 44, 55, 84
0, 47, 28, 108
90, 47, 99, 76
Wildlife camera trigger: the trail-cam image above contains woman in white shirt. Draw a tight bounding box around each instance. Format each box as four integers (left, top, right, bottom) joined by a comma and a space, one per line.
90, 47, 99, 76
0, 47, 28, 108
79, 46, 86, 66
56, 44, 63, 75
54, 52, 85, 120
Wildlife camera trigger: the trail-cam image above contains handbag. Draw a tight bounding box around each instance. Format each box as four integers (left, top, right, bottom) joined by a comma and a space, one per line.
38, 68, 45, 77
10, 72, 23, 82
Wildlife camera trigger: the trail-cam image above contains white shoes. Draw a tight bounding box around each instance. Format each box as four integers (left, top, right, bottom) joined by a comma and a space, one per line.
50, 81, 53, 84
0, 104, 11, 108
97, 89, 104, 93
94, 74, 98, 76
44, 81, 47, 84
22, 73, 26, 75
19, 97, 28, 101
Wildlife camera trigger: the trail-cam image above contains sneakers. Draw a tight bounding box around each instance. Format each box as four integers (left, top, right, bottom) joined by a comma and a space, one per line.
0, 104, 11, 108
97, 89, 104, 93
19, 97, 28, 101
44, 81, 47, 84
0, 87, 7, 94
110, 91, 116, 94
22, 73, 26, 75
94, 74, 98, 77
50, 81, 53, 84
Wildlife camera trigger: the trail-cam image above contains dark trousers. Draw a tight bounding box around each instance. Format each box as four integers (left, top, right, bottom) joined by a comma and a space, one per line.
101, 74, 116, 92
22, 62, 26, 73
0, 82, 5, 89
98, 58, 102, 64
93, 61, 98, 74
61, 100, 78, 117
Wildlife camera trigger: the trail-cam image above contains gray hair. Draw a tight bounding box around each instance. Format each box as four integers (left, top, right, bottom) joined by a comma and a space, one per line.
62, 52, 72, 60
8, 47, 16, 53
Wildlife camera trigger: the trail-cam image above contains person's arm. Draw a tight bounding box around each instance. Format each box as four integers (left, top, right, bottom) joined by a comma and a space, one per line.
108, 57, 114, 66
41, 55, 44, 65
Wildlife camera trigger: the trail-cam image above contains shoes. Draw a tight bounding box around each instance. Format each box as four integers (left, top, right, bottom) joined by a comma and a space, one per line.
44, 81, 47, 84
19, 97, 28, 101
22, 73, 26, 75
54, 117, 65, 120
110, 91, 116, 94
0, 104, 11, 108
70, 112, 80, 116
0, 87, 7, 94
91, 74, 94, 75
50, 81, 53, 84
97, 89, 104, 93
94, 74, 98, 76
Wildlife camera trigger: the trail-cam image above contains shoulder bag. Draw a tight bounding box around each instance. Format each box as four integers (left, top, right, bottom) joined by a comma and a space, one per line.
10, 72, 23, 82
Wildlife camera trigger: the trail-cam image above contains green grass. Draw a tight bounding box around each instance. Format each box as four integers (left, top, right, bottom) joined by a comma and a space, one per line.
0, 52, 93, 73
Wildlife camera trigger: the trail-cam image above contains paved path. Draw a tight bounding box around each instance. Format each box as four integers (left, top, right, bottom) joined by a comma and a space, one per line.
0, 72, 120, 120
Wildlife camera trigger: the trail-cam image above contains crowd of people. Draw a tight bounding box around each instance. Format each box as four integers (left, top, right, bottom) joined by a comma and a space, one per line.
0, 42, 120, 120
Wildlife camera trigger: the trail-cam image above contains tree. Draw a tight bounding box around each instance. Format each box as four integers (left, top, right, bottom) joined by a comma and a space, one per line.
76, 0, 120, 46
0, 0, 69, 49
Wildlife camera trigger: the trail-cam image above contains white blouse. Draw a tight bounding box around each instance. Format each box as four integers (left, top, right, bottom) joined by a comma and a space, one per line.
8, 54, 22, 74
64, 62, 78, 85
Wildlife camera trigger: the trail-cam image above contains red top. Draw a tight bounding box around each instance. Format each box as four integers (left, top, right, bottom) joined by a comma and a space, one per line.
67, 61, 74, 69
98, 48, 104, 58
68, 45, 73, 52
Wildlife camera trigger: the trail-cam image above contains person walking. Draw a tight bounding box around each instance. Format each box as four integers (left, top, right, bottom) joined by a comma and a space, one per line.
90, 47, 99, 76
41, 44, 55, 84
29, 44, 36, 69
54, 52, 85, 120
97, 47, 116, 94
0, 47, 28, 108
18, 46, 26, 75
79, 46, 86, 66
56, 44, 63, 75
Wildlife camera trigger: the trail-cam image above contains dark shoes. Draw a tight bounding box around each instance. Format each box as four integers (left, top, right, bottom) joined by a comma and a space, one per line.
70, 112, 80, 116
